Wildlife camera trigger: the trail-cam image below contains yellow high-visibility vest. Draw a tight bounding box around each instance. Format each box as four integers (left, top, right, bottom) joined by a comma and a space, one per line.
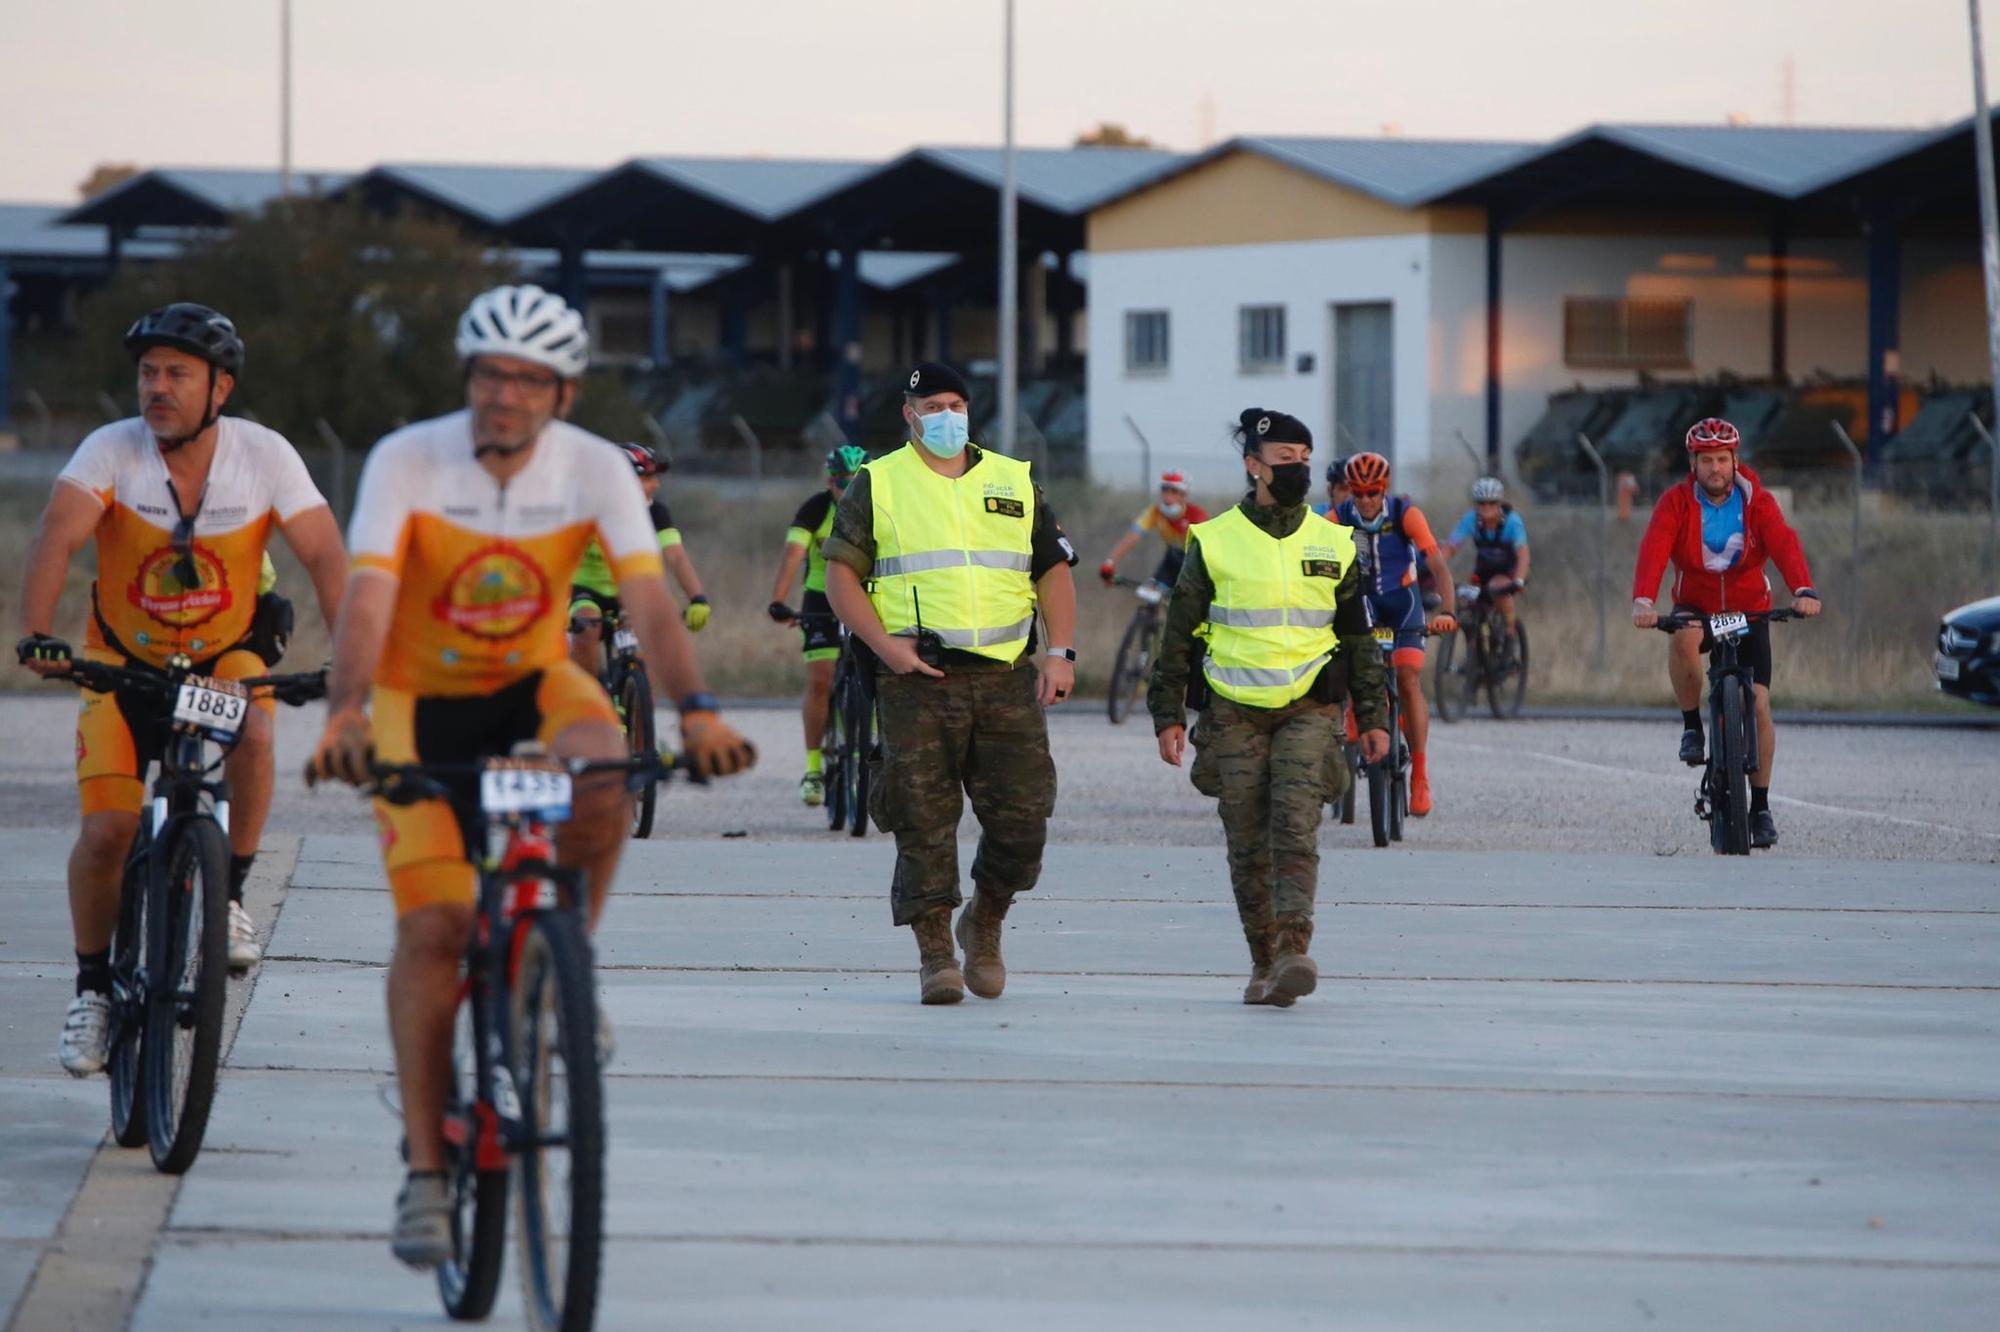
1195, 506, 1356, 707
865, 444, 1037, 663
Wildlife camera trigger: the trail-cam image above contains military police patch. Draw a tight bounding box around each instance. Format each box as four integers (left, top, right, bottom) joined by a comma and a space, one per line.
984, 496, 1026, 518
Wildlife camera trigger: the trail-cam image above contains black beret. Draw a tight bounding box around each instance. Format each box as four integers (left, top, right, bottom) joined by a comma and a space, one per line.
905, 361, 970, 400
1239, 408, 1312, 450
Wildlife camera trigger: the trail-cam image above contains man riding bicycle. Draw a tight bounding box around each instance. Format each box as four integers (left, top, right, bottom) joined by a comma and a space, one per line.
1440, 476, 1530, 649
17, 304, 348, 1076
1632, 417, 1820, 848
303, 283, 755, 1270
567, 439, 710, 678
1334, 452, 1456, 816
767, 445, 868, 807
1098, 471, 1208, 591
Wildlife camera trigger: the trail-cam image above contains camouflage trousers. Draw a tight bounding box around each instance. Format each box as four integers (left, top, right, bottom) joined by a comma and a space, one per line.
870, 663, 1057, 926
1188, 694, 1339, 930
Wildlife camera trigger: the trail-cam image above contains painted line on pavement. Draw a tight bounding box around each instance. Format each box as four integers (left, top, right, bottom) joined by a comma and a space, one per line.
6, 837, 299, 1332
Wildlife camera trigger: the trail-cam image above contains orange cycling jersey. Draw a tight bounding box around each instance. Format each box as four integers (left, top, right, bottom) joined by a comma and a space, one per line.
1133, 501, 1208, 551
347, 411, 664, 696
58, 417, 327, 666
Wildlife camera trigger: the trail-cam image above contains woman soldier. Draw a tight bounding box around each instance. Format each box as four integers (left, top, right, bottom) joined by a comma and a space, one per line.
1147, 410, 1390, 1006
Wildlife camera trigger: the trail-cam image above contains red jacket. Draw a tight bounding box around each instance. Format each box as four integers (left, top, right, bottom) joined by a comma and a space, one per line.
1631, 463, 1814, 615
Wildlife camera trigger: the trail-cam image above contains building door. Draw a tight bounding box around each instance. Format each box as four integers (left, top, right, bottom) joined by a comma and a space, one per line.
1333, 302, 1394, 462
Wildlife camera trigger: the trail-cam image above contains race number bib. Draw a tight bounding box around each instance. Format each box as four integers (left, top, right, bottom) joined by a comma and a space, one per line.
1708, 612, 1750, 641
479, 763, 574, 821
1135, 582, 1164, 606
1372, 626, 1396, 645
612, 628, 639, 653
173, 677, 249, 740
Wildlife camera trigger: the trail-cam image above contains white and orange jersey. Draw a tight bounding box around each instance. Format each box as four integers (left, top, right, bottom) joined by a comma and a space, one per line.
58, 417, 327, 667
348, 411, 663, 696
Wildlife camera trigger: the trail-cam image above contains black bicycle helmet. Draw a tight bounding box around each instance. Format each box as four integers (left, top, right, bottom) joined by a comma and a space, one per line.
1324, 456, 1349, 486
124, 303, 246, 376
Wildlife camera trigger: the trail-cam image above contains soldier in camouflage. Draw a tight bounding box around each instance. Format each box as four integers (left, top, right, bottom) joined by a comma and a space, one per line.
822, 362, 1080, 1004
1148, 408, 1389, 1007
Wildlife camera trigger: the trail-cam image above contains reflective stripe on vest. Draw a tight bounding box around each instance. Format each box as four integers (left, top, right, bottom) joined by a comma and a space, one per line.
1195, 506, 1355, 708
864, 444, 1038, 663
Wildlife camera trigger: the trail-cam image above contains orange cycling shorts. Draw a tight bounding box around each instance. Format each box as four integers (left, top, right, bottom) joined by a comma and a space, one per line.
371, 659, 619, 917
76, 644, 276, 818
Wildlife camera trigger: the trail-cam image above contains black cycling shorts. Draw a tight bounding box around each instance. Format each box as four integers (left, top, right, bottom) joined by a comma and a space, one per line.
1674, 604, 1772, 688
798, 589, 841, 661
1151, 547, 1186, 588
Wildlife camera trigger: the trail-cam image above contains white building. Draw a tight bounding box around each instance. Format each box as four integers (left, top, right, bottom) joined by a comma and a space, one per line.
1084, 125, 1992, 496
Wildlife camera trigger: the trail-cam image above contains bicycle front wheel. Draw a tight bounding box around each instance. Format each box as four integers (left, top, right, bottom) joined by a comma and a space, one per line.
844, 673, 872, 838
1505, 621, 1529, 718
109, 854, 149, 1149
823, 663, 849, 832
1366, 760, 1392, 848
619, 667, 657, 840
510, 912, 605, 1332
437, 987, 507, 1321
144, 817, 229, 1174
1432, 631, 1460, 722
1718, 680, 1752, 856
1108, 613, 1147, 724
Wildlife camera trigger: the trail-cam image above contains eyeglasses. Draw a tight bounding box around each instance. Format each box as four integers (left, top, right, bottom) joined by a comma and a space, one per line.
469, 363, 561, 395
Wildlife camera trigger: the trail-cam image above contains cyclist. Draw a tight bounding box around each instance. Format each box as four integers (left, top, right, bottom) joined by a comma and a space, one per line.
16, 302, 348, 1075
568, 439, 710, 679
1440, 476, 1530, 649
767, 444, 867, 807
1098, 471, 1208, 591
1334, 452, 1456, 816
302, 284, 755, 1269
1632, 417, 1820, 848
1313, 456, 1350, 517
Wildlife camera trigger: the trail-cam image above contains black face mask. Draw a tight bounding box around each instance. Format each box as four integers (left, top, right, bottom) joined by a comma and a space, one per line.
1264, 461, 1313, 507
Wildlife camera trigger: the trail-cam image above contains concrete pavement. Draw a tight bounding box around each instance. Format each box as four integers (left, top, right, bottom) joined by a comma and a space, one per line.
4, 823, 1995, 1330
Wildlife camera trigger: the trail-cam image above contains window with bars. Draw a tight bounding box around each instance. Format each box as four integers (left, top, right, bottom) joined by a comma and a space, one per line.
1125, 309, 1170, 372
1563, 297, 1691, 369
1238, 304, 1286, 370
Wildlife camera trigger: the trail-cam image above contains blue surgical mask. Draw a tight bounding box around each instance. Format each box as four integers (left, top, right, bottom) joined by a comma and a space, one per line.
914, 409, 969, 458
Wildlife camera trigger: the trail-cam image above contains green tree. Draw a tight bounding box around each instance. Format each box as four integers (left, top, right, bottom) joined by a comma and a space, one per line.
68, 198, 517, 448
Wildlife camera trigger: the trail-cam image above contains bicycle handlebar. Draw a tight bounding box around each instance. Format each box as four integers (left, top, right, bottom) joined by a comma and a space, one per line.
47, 659, 327, 707
1649, 607, 1807, 635
365, 750, 687, 806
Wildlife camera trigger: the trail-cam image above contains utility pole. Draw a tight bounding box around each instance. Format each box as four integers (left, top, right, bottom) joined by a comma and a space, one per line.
280, 0, 294, 196
1970, 0, 2000, 535
998, 0, 1019, 457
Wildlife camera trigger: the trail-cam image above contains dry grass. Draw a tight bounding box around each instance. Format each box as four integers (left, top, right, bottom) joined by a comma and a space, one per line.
4, 470, 1992, 711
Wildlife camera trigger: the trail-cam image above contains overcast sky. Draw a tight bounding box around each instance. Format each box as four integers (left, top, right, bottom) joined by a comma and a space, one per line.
5, 0, 1995, 200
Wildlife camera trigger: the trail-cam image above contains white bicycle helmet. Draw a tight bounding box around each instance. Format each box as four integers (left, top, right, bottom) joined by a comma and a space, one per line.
1470, 476, 1505, 502
455, 284, 589, 380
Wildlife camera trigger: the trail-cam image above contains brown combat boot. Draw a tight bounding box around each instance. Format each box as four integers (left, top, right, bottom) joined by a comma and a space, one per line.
1268, 914, 1318, 1002
1242, 926, 1295, 1008
911, 908, 964, 1005
954, 888, 1013, 999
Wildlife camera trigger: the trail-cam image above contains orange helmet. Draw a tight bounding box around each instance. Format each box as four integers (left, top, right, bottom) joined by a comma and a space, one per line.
1345, 452, 1391, 496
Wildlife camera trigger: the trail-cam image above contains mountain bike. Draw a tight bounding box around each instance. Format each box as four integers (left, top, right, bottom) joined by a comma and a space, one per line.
1652, 608, 1803, 856
53, 656, 325, 1174
1361, 627, 1412, 847
573, 603, 658, 839
1434, 579, 1529, 721
821, 623, 876, 838
367, 748, 677, 1332
1106, 575, 1166, 724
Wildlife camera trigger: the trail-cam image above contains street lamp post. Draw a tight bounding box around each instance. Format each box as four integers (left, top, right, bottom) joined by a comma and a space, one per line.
998, 0, 1018, 457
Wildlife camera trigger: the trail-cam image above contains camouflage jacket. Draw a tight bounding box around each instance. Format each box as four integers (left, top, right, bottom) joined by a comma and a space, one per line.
1146, 497, 1389, 735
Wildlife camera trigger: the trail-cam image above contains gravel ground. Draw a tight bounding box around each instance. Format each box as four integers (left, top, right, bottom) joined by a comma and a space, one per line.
3, 694, 1994, 864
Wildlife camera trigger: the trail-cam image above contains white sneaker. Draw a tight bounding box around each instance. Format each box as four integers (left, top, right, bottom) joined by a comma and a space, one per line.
59, 993, 112, 1077
227, 900, 262, 972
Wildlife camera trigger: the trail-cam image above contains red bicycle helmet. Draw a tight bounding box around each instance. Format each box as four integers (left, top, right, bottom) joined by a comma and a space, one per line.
1345, 452, 1391, 496
1684, 417, 1740, 454
618, 441, 664, 476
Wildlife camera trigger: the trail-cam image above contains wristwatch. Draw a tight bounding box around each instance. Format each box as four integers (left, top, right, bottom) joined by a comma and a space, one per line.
1045, 647, 1077, 662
